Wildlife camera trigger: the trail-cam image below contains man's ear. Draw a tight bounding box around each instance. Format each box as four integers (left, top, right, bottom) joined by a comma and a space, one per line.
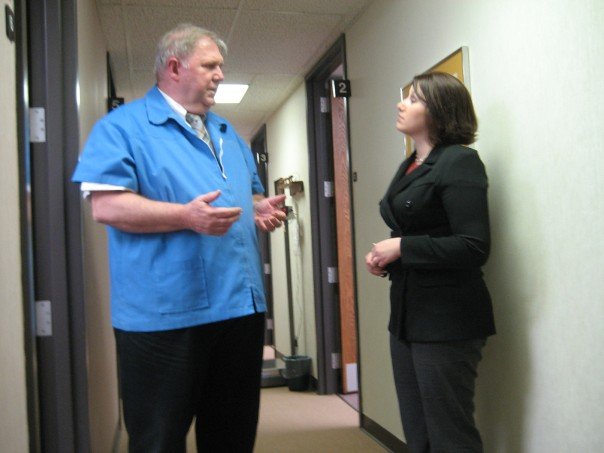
166, 57, 181, 80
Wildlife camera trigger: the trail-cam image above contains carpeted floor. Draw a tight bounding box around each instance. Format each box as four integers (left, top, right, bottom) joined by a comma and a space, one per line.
118, 386, 386, 451
254, 386, 385, 452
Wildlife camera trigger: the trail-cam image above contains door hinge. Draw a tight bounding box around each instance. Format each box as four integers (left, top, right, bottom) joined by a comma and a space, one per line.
323, 181, 334, 198
35, 300, 52, 337
5, 6, 15, 42
264, 263, 271, 275
29, 107, 46, 143
320, 97, 330, 113
327, 266, 339, 284
331, 352, 341, 369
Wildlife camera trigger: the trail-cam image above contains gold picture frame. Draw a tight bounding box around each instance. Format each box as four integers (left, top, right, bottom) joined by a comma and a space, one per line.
402, 46, 470, 157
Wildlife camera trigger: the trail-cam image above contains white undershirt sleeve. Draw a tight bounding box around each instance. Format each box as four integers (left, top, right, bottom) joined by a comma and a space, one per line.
80, 182, 132, 199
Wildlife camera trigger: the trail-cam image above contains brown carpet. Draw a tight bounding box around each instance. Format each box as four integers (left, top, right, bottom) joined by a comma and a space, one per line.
254, 386, 385, 452
119, 386, 385, 451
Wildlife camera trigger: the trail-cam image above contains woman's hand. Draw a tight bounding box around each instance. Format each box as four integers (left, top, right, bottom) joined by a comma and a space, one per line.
370, 238, 402, 268
365, 251, 387, 277
365, 238, 401, 277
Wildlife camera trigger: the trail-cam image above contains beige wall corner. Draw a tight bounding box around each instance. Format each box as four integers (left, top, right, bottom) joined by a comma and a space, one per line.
0, 0, 29, 450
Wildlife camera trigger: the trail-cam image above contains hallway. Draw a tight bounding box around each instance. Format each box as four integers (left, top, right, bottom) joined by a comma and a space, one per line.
118, 387, 386, 452
255, 387, 384, 452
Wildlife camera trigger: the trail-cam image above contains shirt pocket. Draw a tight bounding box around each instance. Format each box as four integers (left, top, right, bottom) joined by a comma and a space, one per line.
151, 258, 210, 314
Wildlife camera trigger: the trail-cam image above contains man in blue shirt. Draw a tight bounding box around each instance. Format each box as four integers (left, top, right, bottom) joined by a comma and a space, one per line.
72, 23, 286, 452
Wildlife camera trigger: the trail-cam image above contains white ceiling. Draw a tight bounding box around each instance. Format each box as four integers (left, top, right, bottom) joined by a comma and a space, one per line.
97, 0, 373, 141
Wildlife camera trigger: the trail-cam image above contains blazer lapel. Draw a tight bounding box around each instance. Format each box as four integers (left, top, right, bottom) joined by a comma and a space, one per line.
387, 160, 430, 196
380, 146, 446, 229
389, 146, 448, 195
380, 154, 420, 230
386, 146, 443, 197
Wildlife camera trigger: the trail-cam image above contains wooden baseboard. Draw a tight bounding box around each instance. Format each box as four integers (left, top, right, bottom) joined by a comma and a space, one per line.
360, 413, 407, 453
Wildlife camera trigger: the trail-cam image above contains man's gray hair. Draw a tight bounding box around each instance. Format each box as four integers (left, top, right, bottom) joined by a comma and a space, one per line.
154, 24, 227, 78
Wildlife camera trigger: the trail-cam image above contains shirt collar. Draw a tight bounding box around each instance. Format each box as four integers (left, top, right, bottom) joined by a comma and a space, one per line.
157, 88, 188, 121
149, 86, 225, 132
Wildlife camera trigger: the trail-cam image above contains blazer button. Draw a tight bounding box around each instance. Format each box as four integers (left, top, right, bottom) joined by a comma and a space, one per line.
405, 200, 413, 208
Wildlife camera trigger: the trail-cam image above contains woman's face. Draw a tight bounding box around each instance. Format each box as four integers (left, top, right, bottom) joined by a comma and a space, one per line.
395, 85, 430, 139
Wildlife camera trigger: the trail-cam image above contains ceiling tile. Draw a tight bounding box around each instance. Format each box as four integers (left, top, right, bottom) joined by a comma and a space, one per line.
95, 0, 372, 139
123, 6, 237, 70
98, 0, 238, 5
226, 10, 341, 75
221, 73, 255, 85
98, 6, 127, 53
236, 74, 298, 111
212, 107, 266, 140
244, 0, 369, 15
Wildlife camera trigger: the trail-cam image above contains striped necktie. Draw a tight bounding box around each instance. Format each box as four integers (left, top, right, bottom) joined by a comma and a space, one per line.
185, 112, 226, 177
185, 113, 214, 151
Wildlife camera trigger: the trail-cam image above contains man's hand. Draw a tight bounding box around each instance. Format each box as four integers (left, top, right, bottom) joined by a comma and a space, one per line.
254, 195, 287, 232
185, 190, 242, 235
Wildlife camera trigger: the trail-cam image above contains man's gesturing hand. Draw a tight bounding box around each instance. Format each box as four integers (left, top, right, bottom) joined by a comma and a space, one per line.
254, 194, 287, 232
185, 190, 242, 235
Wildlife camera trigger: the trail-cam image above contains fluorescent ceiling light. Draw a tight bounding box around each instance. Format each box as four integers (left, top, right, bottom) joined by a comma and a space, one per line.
215, 84, 249, 104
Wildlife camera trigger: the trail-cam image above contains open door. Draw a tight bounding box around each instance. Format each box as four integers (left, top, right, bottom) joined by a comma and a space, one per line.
331, 90, 358, 395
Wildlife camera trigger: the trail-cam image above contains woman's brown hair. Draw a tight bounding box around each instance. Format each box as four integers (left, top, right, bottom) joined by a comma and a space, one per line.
412, 72, 477, 146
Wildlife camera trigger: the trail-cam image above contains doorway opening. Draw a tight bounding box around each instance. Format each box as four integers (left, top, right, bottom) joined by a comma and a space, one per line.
251, 126, 288, 388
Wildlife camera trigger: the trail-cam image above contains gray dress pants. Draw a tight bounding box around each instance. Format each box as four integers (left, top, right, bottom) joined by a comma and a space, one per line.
390, 335, 486, 453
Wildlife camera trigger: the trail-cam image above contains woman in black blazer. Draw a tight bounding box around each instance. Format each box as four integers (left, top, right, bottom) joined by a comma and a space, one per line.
366, 72, 495, 453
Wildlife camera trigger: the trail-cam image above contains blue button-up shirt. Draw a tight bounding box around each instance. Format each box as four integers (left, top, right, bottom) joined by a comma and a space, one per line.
72, 86, 266, 331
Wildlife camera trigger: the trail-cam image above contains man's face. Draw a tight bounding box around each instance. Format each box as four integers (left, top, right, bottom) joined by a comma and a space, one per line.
179, 37, 225, 114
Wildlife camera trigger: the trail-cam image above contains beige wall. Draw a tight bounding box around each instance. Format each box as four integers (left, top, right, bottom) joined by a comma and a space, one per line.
0, 0, 29, 450
347, 0, 604, 450
77, 0, 117, 451
265, 83, 318, 371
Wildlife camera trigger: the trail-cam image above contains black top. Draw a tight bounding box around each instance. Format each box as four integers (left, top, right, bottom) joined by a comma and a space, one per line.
380, 144, 496, 342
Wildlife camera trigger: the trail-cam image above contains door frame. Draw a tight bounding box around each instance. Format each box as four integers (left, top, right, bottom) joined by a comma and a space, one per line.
27, 0, 91, 450
305, 35, 361, 396
251, 125, 276, 347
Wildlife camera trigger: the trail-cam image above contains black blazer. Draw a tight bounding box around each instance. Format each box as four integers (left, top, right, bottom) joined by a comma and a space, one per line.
380, 144, 495, 342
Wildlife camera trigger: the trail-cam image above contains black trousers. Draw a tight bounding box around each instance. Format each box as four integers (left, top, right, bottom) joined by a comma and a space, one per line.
390, 335, 486, 453
115, 312, 265, 453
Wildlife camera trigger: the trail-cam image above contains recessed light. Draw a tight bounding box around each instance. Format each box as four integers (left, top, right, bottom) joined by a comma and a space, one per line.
215, 84, 249, 104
